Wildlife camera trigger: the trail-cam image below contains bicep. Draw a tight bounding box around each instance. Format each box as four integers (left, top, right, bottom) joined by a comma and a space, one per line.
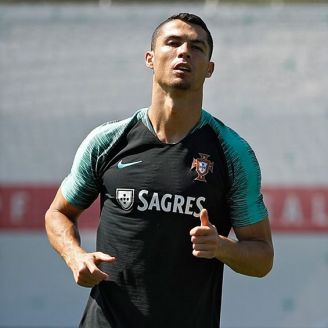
231, 218, 274, 276
233, 218, 273, 246
48, 188, 84, 222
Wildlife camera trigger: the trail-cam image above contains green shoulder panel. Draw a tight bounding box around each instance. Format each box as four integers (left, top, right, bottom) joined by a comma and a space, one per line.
61, 108, 147, 209
201, 110, 268, 227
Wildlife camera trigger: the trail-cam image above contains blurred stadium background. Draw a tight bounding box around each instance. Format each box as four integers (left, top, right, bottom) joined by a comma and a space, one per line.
1, 1, 328, 327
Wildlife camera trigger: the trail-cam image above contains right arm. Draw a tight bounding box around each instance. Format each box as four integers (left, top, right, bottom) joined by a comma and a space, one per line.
45, 188, 116, 288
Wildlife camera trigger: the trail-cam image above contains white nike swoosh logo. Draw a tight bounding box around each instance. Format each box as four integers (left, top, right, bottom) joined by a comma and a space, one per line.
117, 160, 142, 169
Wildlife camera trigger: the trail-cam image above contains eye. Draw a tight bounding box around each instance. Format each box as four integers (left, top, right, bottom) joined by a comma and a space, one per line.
192, 45, 204, 52
167, 40, 180, 47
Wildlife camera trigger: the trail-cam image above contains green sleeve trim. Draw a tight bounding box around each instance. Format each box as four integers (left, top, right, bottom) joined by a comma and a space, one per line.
61, 108, 148, 209
201, 110, 268, 227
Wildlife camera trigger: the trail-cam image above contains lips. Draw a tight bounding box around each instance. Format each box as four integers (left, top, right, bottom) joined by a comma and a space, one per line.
173, 62, 192, 72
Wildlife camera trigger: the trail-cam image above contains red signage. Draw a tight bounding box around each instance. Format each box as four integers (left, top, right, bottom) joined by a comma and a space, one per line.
263, 186, 328, 232
0, 184, 328, 233
0, 185, 99, 231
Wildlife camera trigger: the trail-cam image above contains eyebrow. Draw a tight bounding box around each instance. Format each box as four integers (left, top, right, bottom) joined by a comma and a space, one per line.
165, 35, 207, 48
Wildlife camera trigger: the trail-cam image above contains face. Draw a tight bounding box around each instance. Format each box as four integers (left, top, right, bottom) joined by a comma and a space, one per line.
145, 19, 214, 92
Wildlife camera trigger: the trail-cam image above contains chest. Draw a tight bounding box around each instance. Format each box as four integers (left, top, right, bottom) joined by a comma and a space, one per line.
100, 123, 229, 229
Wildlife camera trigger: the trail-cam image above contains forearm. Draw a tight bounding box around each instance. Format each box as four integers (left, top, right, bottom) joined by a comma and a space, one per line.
215, 235, 274, 277
45, 209, 85, 266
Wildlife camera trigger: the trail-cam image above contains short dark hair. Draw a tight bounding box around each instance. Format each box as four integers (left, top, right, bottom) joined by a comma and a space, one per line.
151, 13, 214, 60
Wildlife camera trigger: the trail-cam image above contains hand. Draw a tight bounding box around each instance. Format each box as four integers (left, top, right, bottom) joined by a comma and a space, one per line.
190, 209, 219, 259
68, 251, 116, 288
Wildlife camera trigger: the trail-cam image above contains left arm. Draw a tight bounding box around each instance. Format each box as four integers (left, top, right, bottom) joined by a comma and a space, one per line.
190, 209, 274, 277
190, 124, 274, 276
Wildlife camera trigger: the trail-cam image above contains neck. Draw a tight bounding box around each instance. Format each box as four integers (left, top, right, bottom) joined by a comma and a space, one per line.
148, 83, 203, 144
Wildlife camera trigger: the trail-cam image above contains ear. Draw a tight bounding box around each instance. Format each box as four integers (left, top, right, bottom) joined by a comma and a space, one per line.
145, 51, 154, 69
206, 61, 215, 78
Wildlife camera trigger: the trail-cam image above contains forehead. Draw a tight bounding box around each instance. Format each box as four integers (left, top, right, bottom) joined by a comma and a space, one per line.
156, 19, 208, 43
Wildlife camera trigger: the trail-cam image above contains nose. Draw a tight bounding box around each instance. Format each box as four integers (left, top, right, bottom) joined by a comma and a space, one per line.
177, 42, 191, 59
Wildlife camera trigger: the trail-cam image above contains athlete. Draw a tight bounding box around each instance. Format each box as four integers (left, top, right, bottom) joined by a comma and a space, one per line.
45, 13, 274, 328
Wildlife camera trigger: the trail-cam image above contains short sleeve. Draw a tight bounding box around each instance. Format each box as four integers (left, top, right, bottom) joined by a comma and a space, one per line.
60, 109, 147, 209
61, 127, 103, 209
225, 138, 268, 227
202, 110, 268, 227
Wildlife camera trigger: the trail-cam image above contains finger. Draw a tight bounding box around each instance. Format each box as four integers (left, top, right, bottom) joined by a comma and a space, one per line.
191, 235, 210, 243
85, 261, 109, 282
190, 226, 211, 237
74, 266, 104, 287
77, 277, 99, 288
192, 249, 212, 259
93, 252, 116, 264
192, 243, 210, 251
200, 208, 210, 226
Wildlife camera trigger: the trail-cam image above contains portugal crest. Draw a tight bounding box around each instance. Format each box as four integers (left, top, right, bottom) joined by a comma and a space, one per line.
191, 153, 214, 182
116, 188, 134, 210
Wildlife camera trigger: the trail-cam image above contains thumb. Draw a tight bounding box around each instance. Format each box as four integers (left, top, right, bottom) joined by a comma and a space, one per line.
200, 208, 210, 226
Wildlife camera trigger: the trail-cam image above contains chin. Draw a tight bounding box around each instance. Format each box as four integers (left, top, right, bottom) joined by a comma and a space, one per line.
171, 81, 191, 90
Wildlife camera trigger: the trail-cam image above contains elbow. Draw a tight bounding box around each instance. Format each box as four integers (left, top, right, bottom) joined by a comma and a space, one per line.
255, 263, 272, 278
44, 207, 56, 231
255, 246, 274, 278
44, 208, 51, 231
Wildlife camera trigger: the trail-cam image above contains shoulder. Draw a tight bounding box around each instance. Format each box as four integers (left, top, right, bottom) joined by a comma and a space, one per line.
201, 110, 260, 185
200, 110, 255, 162
60, 108, 148, 209
200, 110, 267, 227
80, 108, 147, 155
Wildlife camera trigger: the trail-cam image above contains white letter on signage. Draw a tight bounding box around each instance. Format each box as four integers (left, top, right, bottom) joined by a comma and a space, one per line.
312, 194, 328, 226
282, 194, 303, 225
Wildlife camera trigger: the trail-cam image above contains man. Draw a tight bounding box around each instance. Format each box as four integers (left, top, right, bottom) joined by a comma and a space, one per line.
45, 13, 273, 328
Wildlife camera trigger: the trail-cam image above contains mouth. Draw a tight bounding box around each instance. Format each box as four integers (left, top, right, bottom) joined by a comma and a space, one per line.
173, 63, 192, 73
